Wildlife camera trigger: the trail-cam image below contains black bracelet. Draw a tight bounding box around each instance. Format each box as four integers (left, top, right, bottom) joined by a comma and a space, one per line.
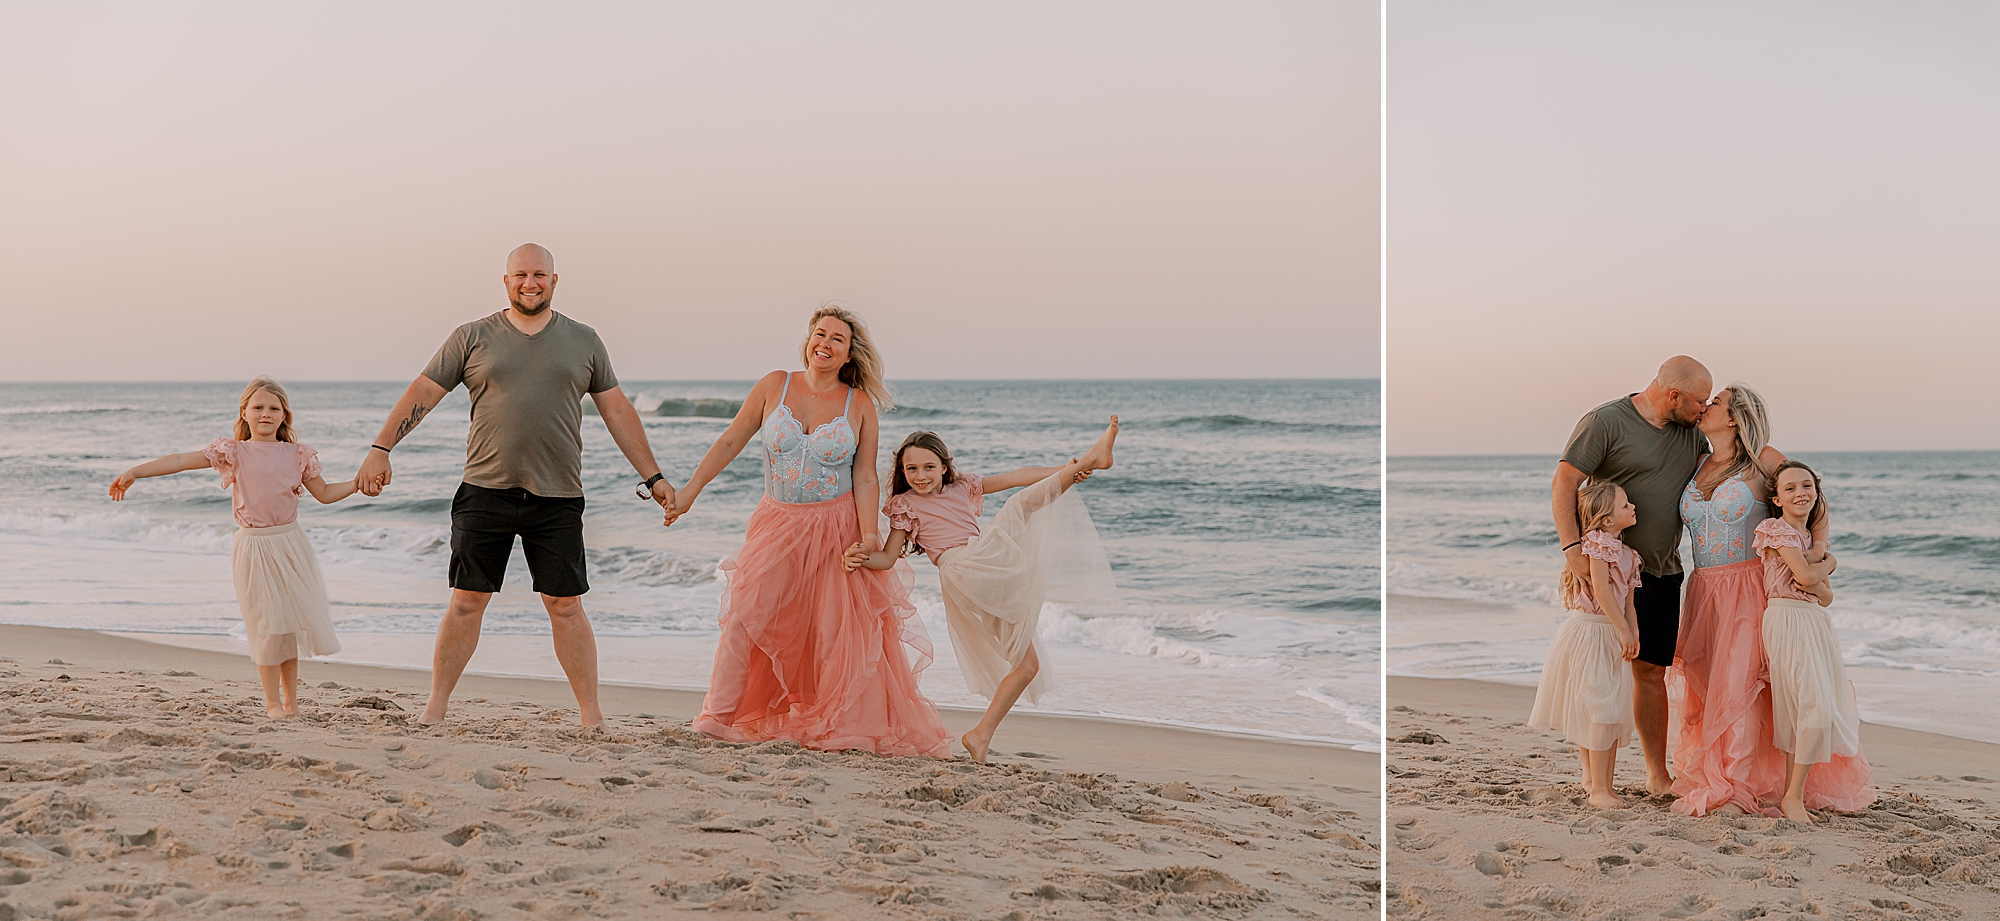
642, 473, 666, 489
370, 444, 392, 454
1561, 540, 1582, 551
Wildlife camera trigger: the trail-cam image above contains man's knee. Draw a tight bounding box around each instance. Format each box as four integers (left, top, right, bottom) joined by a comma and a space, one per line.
543, 594, 586, 620
447, 590, 493, 617
1631, 660, 1667, 684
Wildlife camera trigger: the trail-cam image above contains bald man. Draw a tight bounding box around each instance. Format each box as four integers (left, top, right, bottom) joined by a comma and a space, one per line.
1551, 355, 1712, 795
355, 243, 676, 727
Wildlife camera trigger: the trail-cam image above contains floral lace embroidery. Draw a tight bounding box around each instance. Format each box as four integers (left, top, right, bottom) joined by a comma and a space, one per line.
1681, 472, 1767, 569
760, 375, 856, 504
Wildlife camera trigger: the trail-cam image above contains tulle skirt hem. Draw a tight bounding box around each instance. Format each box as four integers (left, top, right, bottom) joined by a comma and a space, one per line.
1529, 613, 1633, 751
231, 521, 340, 666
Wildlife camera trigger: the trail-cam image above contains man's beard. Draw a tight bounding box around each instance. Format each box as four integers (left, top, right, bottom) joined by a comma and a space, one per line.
510, 294, 552, 316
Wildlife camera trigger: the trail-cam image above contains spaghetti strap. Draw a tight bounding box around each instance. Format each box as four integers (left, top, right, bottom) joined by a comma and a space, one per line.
842, 386, 854, 416
778, 372, 792, 402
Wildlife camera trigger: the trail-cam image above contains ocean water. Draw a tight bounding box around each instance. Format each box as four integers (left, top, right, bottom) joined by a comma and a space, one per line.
1388, 452, 2000, 744
0, 379, 1379, 749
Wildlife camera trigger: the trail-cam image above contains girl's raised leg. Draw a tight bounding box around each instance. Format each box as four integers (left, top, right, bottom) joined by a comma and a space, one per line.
962, 645, 1040, 763
1077, 415, 1118, 474
1780, 758, 1814, 822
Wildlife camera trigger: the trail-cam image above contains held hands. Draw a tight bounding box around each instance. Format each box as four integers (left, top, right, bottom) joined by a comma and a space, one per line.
1071, 458, 1093, 485
842, 542, 871, 573
662, 485, 696, 528
357, 450, 393, 497
108, 469, 138, 501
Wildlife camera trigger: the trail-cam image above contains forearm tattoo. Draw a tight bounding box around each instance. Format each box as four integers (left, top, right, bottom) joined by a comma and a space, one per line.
394, 402, 430, 440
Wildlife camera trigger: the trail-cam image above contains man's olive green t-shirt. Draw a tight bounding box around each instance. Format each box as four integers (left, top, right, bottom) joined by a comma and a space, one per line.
422, 311, 618, 499
1561, 395, 1708, 577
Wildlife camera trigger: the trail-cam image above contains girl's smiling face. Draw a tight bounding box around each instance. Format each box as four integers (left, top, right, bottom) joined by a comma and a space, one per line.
900, 446, 946, 495
1610, 486, 1638, 532
242, 389, 287, 441
1773, 467, 1818, 520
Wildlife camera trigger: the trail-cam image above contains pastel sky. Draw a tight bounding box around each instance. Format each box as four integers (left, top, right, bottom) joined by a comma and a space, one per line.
1, 2, 1377, 383
1390, 1, 2000, 454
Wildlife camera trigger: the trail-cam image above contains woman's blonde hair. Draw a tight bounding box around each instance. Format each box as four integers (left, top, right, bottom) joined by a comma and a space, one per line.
233, 377, 297, 443
1711, 382, 1772, 487
1559, 480, 1624, 611
801, 304, 893, 411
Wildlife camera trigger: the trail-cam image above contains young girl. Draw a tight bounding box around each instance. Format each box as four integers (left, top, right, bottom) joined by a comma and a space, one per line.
108, 377, 355, 718
1754, 460, 1875, 821
1529, 480, 1642, 809
844, 417, 1120, 762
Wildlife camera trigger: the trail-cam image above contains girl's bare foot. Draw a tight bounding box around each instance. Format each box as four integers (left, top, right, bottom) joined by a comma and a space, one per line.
1079, 415, 1119, 472
1587, 789, 1624, 809
265, 705, 289, 719
961, 730, 991, 763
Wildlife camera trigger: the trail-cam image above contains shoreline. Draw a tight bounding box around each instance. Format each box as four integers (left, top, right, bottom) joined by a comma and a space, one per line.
1387, 675, 2000, 919
0, 623, 1380, 918
109, 628, 1381, 753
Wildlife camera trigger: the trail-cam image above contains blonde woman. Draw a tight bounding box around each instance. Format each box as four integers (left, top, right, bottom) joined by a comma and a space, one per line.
1667, 383, 1823, 816
670, 306, 951, 757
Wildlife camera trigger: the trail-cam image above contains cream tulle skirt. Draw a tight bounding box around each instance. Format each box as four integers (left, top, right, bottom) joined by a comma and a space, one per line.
1761, 597, 1874, 810
936, 471, 1116, 705
230, 521, 341, 666
1528, 611, 1633, 751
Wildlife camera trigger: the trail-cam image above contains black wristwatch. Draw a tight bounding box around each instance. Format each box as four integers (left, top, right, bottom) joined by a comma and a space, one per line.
636, 473, 667, 499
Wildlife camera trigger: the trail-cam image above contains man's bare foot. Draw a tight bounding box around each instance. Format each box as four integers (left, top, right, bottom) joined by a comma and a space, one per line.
1078, 415, 1119, 472
1587, 789, 1624, 809
1779, 799, 1813, 823
1645, 772, 1675, 796
961, 730, 991, 763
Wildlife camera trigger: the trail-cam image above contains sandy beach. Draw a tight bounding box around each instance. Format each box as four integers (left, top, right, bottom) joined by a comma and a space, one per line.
1386, 675, 2000, 919
0, 624, 1377, 919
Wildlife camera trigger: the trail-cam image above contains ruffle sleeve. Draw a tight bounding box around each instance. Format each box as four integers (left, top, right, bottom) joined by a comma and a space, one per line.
1580, 530, 1625, 563
1753, 518, 1806, 553
957, 472, 985, 517
884, 493, 918, 536
201, 438, 239, 490
294, 443, 322, 497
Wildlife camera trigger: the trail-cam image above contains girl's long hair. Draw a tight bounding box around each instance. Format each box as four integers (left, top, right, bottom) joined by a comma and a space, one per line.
1768, 459, 1827, 538
801, 304, 894, 411
1710, 382, 1773, 488
233, 377, 297, 443
888, 431, 958, 557
1559, 480, 1623, 611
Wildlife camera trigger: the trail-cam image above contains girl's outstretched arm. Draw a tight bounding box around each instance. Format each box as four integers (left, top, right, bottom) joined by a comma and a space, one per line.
108, 451, 212, 500
303, 475, 360, 504
844, 530, 910, 572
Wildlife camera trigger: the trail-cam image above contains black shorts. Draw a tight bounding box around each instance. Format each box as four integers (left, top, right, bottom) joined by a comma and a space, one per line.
449, 482, 589, 597
1632, 570, 1684, 667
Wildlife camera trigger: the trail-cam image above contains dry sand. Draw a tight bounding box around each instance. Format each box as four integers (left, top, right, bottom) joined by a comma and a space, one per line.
0, 625, 1377, 919
1386, 676, 2000, 920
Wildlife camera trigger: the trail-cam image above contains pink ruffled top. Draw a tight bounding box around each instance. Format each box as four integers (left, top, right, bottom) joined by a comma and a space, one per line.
202, 438, 322, 528
883, 472, 984, 566
1754, 518, 1820, 603
1568, 530, 1641, 617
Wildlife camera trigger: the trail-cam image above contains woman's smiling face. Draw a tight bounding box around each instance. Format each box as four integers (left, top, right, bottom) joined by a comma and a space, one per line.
806, 316, 852, 374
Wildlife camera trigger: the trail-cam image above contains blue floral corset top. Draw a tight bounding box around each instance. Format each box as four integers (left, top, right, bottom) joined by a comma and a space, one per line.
759, 373, 856, 504
1680, 469, 1767, 569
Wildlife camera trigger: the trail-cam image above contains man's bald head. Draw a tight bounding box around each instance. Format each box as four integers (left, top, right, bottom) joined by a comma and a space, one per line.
1651, 355, 1712, 426
503, 243, 557, 316
507, 243, 554, 273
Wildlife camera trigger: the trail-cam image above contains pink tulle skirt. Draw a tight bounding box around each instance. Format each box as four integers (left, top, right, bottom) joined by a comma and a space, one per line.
692, 495, 952, 758
1667, 560, 1787, 816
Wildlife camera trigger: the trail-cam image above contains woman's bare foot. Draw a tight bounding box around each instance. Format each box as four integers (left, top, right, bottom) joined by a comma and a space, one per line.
1587, 788, 1624, 809
961, 730, 991, 763
1714, 802, 1745, 816
1779, 798, 1813, 823
1078, 415, 1119, 472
